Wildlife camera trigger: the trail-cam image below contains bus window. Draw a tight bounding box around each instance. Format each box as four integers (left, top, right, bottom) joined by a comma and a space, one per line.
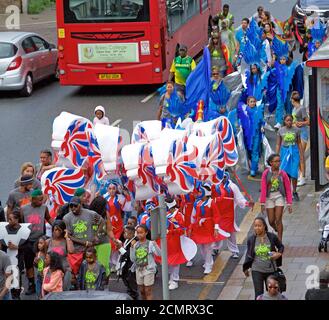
167, 0, 200, 34
64, 0, 150, 23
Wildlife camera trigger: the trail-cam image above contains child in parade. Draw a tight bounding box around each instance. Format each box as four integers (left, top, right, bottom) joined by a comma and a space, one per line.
116, 225, 139, 300
42, 252, 64, 298
189, 184, 229, 274
77, 247, 106, 290
33, 236, 48, 299
260, 154, 293, 241
130, 224, 161, 300
237, 96, 265, 177
156, 198, 187, 290
93, 105, 110, 126
276, 114, 304, 202
103, 182, 132, 272
212, 172, 254, 258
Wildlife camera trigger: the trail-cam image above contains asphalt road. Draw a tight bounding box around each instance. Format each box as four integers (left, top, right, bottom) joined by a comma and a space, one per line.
1, 0, 299, 300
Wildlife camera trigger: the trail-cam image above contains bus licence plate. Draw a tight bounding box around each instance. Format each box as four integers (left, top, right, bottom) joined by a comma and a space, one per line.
98, 74, 121, 80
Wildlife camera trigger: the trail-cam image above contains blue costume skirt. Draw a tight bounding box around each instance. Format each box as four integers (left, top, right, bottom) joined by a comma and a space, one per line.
280, 144, 300, 179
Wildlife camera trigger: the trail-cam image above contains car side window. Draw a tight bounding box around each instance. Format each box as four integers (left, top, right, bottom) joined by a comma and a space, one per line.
22, 37, 37, 54
31, 36, 48, 51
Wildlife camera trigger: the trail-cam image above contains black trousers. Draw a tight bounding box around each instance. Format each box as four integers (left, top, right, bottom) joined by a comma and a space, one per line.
122, 269, 139, 300
251, 270, 274, 300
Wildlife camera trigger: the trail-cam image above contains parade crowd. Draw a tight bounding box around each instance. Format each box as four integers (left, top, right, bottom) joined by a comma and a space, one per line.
0, 4, 328, 302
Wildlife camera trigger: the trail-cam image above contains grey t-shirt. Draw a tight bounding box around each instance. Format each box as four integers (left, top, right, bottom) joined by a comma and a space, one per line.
63, 208, 102, 253
21, 204, 47, 241
6, 188, 32, 212
278, 126, 300, 147
0, 250, 11, 292
292, 106, 307, 123
252, 235, 277, 273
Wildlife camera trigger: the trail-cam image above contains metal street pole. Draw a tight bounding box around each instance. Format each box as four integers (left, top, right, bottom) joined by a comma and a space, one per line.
158, 194, 170, 300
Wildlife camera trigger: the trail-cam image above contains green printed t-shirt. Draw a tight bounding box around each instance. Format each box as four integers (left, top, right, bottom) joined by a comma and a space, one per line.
170, 56, 196, 86
252, 235, 276, 273
63, 208, 101, 252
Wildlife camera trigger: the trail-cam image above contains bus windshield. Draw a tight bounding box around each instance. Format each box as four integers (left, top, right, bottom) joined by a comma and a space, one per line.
64, 0, 150, 23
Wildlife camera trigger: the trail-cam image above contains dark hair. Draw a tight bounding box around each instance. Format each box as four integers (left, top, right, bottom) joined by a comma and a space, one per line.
266, 275, 279, 285
136, 224, 149, 234
264, 11, 271, 20
223, 4, 229, 9
40, 149, 52, 158
128, 216, 137, 223
48, 252, 64, 273
85, 247, 97, 257
242, 18, 249, 24
52, 220, 66, 238
166, 81, 175, 87
283, 114, 293, 122
212, 16, 219, 24
35, 235, 48, 254
124, 225, 136, 233
254, 217, 269, 232
291, 91, 301, 103
257, 6, 264, 12
9, 211, 20, 221
89, 196, 107, 219
267, 153, 280, 166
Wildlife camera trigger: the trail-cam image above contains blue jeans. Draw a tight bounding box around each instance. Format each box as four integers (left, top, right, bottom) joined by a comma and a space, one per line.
2, 291, 11, 300
35, 274, 43, 299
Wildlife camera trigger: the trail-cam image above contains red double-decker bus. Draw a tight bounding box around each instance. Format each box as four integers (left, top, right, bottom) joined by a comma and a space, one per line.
56, 0, 220, 86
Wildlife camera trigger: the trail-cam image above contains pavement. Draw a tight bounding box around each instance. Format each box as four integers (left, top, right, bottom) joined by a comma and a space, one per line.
218, 182, 329, 300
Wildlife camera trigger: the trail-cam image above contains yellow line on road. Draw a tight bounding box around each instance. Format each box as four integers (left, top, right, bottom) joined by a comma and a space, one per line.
236, 202, 261, 245
198, 251, 231, 300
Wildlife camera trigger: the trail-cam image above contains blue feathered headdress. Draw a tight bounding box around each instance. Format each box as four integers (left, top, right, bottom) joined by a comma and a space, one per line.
246, 18, 263, 50
271, 36, 289, 59
311, 21, 326, 43
242, 40, 262, 66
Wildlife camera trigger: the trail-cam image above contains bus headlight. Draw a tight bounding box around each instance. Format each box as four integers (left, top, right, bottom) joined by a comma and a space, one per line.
154, 68, 160, 73
59, 69, 66, 75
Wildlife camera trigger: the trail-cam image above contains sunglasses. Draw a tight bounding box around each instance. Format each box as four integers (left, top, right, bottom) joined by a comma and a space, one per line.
69, 203, 79, 208
212, 73, 219, 75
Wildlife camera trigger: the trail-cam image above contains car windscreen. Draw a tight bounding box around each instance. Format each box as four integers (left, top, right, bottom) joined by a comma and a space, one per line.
64, 0, 150, 23
0, 42, 17, 59
300, 0, 329, 9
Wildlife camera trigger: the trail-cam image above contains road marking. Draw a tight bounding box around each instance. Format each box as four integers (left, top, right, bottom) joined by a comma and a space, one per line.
198, 251, 231, 300
179, 279, 225, 285
141, 91, 157, 103
236, 202, 261, 245
111, 119, 122, 127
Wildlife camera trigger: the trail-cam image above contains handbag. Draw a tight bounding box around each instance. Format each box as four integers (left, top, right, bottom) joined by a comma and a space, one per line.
271, 260, 287, 292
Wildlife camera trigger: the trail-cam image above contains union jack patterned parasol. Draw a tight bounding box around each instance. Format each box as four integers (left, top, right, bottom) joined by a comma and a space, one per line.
138, 144, 160, 194
166, 140, 198, 193
42, 168, 85, 205
60, 119, 92, 167
198, 133, 225, 184
215, 117, 238, 167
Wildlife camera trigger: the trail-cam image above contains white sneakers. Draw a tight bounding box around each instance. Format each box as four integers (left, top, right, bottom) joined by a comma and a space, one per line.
297, 176, 306, 187
231, 252, 239, 259
169, 281, 179, 290
186, 261, 193, 267
204, 266, 212, 274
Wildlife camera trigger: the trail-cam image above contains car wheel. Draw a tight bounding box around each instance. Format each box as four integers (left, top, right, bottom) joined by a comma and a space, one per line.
20, 74, 33, 97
